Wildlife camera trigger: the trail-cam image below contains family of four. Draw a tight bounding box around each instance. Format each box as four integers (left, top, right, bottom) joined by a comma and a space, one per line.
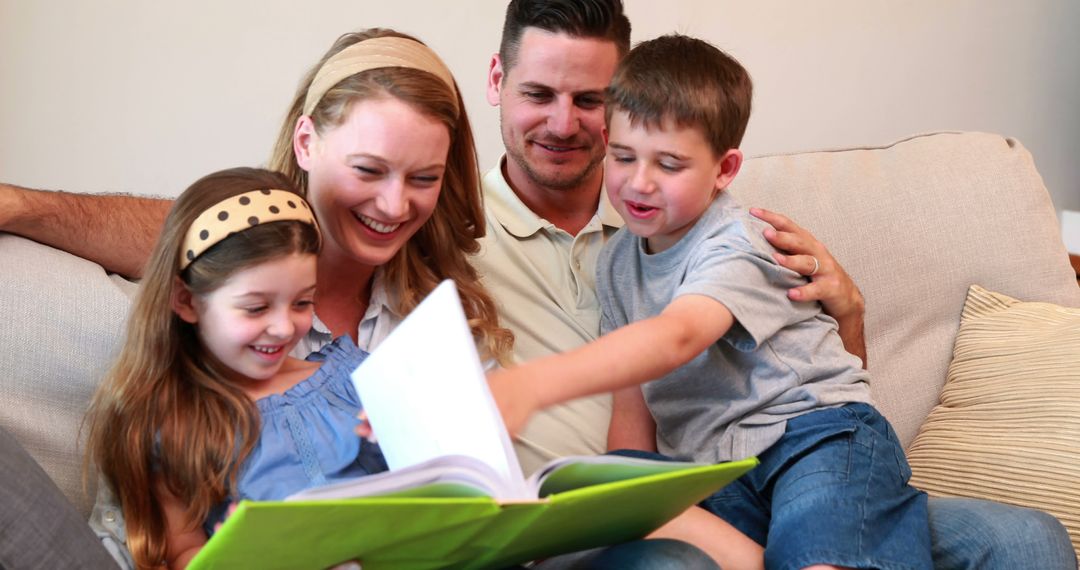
0, 1, 1073, 569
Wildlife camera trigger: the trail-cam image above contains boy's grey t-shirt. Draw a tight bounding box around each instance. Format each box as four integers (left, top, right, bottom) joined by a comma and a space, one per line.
596, 192, 871, 464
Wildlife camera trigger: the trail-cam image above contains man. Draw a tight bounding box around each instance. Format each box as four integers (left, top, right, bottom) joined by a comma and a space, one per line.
476, 0, 866, 476
473, 0, 1076, 569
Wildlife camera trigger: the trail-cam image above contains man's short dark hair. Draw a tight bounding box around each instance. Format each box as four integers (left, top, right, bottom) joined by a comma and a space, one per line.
606, 34, 753, 156
499, 0, 631, 73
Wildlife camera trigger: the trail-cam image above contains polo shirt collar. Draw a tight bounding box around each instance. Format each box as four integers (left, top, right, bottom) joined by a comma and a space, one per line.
483, 157, 624, 238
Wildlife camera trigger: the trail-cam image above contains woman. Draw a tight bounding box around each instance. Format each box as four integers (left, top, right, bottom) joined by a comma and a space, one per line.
267, 28, 512, 364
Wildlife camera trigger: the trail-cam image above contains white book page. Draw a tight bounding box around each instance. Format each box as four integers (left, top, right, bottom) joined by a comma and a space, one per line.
286, 455, 504, 501
350, 280, 528, 499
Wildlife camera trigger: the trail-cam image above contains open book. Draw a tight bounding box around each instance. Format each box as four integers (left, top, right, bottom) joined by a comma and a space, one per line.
188, 281, 757, 570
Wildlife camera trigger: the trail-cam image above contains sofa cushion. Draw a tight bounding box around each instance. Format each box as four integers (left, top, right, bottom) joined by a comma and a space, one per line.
906, 285, 1080, 557
730, 131, 1080, 447
0, 235, 137, 517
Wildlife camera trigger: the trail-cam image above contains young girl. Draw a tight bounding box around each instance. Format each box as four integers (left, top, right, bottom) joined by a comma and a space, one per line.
85, 167, 386, 570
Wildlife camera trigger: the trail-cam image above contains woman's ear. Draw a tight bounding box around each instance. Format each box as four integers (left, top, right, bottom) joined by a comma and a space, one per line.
293, 115, 319, 172
171, 277, 199, 324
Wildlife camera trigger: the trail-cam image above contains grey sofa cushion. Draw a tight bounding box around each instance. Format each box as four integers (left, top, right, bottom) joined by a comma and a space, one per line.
0, 234, 137, 516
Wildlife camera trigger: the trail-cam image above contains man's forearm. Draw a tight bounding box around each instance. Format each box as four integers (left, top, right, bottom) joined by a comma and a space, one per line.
0, 183, 172, 278
834, 310, 868, 369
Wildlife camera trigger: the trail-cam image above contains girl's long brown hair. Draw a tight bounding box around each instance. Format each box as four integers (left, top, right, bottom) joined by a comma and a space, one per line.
84, 168, 320, 569
269, 28, 513, 364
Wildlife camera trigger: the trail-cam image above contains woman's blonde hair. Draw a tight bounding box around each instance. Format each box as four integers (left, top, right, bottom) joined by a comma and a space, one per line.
269, 28, 513, 364
84, 167, 320, 569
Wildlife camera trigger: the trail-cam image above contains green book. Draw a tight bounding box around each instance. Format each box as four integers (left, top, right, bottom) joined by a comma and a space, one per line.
188, 280, 758, 569
188, 454, 757, 569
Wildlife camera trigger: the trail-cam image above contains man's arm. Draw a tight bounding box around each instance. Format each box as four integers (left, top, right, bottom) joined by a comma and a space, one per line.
750, 207, 867, 368
0, 183, 172, 278
489, 295, 734, 435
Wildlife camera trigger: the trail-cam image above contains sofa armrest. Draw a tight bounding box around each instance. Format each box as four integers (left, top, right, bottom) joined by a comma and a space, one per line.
0, 234, 137, 517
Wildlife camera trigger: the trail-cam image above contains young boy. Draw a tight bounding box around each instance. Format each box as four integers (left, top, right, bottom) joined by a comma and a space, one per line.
488, 34, 931, 569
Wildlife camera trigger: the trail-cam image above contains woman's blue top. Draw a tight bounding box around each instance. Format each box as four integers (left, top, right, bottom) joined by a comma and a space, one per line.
204, 337, 388, 535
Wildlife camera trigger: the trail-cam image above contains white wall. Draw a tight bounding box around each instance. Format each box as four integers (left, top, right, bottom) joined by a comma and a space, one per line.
1, 0, 1077, 213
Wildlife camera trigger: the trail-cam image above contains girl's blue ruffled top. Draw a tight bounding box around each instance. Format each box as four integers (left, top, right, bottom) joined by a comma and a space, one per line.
204, 336, 388, 535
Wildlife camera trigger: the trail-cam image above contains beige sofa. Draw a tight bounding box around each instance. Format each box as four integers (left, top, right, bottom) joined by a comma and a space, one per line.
2, 131, 1077, 526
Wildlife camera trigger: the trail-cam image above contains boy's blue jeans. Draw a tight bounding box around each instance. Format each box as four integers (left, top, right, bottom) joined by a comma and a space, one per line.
613, 401, 1077, 570
699, 403, 931, 570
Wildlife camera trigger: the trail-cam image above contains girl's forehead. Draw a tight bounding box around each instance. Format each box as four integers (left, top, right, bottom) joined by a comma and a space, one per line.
214, 252, 316, 287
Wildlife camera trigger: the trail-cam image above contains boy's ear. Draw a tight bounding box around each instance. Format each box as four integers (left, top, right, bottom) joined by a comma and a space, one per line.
293, 115, 319, 172
486, 53, 504, 107
714, 149, 744, 192
171, 277, 199, 324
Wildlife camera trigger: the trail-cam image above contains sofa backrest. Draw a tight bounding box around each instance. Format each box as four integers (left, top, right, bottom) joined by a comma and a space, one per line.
2, 130, 1078, 518
729, 131, 1080, 447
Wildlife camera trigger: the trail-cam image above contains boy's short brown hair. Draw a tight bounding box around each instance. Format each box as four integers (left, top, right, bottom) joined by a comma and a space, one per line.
605, 34, 752, 157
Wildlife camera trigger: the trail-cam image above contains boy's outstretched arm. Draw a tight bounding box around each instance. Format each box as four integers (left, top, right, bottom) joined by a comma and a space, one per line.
488, 294, 735, 436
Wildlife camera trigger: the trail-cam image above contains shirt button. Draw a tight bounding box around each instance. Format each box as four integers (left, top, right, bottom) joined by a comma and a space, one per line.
104, 510, 117, 523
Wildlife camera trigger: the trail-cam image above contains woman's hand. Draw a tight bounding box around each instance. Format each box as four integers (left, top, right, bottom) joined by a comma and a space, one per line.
750, 207, 868, 367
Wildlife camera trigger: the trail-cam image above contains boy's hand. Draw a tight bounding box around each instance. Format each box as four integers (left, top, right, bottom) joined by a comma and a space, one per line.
486, 368, 543, 437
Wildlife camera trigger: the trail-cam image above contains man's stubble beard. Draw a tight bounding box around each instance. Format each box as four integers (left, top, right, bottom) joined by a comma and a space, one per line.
501, 119, 605, 194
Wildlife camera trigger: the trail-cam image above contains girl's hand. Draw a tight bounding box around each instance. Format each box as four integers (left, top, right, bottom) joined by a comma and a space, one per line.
212, 502, 239, 534
354, 411, 376, 442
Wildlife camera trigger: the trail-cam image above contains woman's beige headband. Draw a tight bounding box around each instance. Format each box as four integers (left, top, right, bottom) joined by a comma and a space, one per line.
180, 189, 319, 270
302, 36, 459, 116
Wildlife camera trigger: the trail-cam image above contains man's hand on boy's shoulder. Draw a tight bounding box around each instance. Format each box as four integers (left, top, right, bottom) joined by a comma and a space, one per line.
750, 207, 867, 367
750, 207, 865, 319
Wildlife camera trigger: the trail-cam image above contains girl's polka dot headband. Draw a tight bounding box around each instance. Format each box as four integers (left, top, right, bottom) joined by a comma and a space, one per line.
180, 189, 319, 270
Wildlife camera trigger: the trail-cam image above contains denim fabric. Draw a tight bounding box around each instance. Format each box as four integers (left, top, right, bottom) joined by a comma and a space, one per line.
608, 450, 1078, 570
204, 337, 387, 534
928, 497, 1076, 570
531, 538, 718, 570
700, 403, 931, 570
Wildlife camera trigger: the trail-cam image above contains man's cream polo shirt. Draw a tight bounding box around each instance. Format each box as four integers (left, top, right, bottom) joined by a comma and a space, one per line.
473, 161, 624, 475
